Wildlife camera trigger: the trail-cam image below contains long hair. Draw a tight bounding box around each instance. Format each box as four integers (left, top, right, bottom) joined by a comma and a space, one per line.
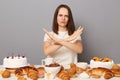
52, 4, 75, 35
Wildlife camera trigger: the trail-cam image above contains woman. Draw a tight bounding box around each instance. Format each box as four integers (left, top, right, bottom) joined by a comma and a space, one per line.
43, 4, 83, 65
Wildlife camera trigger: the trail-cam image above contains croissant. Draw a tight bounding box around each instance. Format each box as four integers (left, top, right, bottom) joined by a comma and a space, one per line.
66, 63, 76, 75
15, 68, 24, 77
104, 71, 114, 79
57, 71, 70, 80
66, 67, 76, 75
112, 64, 120, 70
27, 70, 38, 80
86, 67, 114, 79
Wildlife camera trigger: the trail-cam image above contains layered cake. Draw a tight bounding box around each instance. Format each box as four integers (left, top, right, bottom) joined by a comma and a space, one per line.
90, 57, 114, 69
3, 55, 28, 68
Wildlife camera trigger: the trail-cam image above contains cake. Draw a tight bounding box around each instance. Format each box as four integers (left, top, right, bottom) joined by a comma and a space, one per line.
90, 57, 114, 69
3, 55, 28, 68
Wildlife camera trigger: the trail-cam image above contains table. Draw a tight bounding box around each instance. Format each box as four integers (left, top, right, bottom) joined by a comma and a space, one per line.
0, 65, 120, 80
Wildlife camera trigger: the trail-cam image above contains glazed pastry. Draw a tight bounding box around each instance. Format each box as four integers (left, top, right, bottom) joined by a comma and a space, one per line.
102, 57, 112, 62
2, 70, 11, 78
93, 57, 102, 61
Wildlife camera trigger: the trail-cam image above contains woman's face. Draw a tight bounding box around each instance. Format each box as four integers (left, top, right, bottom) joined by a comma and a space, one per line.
57, 7, 69, 28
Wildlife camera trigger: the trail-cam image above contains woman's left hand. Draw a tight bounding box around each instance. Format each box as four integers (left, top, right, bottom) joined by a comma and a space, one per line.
64, 26, 84, 41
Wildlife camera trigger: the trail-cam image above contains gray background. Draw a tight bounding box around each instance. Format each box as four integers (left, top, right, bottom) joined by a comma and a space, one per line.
0, 0, 120, 65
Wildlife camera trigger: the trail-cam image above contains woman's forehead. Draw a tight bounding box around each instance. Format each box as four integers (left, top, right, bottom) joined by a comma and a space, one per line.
58, 7, 69, 15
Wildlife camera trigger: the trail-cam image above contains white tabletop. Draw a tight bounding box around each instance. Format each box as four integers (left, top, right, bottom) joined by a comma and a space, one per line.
0, 65, 120, 80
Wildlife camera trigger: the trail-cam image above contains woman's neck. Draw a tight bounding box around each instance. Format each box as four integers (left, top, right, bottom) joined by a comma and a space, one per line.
58, 26, 67, 32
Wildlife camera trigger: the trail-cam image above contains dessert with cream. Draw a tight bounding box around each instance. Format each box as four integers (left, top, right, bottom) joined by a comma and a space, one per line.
90, 57, 114, 69
3, 55, 28, 68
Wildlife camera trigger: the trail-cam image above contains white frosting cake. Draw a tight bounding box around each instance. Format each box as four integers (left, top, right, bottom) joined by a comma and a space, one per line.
3, 55, 28, 68
90, 59, 114, 69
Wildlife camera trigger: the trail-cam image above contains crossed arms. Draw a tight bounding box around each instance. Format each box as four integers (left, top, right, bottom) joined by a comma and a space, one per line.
43, 27, 84, 56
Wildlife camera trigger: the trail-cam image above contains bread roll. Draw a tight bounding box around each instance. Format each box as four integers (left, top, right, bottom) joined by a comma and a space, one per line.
37, 67, 45, 78
2, 70, 11, 78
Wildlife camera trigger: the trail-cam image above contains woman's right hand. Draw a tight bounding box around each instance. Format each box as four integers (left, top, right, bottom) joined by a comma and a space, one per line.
43, 28, 62, 44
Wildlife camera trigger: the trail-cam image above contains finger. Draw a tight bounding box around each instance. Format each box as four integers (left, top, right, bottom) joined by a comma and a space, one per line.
80, 27, 84, 31
78, 26, 82, 29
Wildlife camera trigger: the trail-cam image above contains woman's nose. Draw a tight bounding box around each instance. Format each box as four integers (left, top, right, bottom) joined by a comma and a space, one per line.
62, 16, 65, 20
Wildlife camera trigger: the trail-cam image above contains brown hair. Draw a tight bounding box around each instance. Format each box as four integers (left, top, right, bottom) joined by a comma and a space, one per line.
52, 4, 75, 35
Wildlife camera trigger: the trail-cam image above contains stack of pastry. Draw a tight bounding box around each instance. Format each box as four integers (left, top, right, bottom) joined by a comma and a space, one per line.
90, 57, 114, 69
0, 64, 45, 80
86, 67, 114, 79
57, 63, 84, 80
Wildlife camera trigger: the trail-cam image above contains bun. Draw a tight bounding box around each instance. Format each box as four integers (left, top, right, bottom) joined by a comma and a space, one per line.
37, 67, 45, 78
2, 70, 11, 78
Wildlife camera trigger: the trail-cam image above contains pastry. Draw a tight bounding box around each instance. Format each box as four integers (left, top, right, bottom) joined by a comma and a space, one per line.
15, 68, 24, 77
93, 56, 102, 61
86, 67, 114, 79
76, 66, 84, 74
102, 57, 112, 62
27, 70, 38, 80
2, 70, 11, 78
112, 64, 120, 70
37, 67, 45, 78
57, 71, 70, 80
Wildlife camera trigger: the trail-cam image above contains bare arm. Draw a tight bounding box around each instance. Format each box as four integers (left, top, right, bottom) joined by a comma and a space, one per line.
58, 40, 83, 54
43, 40, 62, 56
43, 27, 83, 55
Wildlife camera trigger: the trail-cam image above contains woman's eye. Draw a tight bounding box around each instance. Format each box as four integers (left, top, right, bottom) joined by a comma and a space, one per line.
59, 14, 62, 17
65, 15, 69, 18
